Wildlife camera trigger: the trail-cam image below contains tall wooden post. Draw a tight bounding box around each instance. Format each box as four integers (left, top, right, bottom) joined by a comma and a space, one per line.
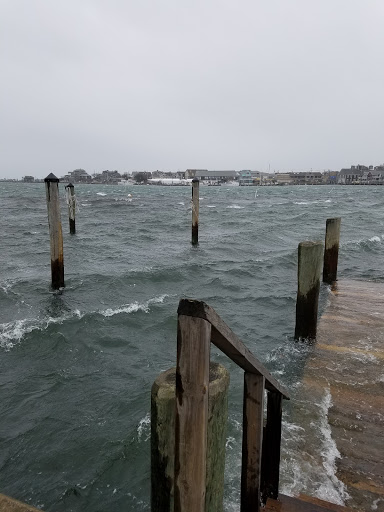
45, 173, 64, 289
65, 183, 76, 234
192, 178, 199, 245
174, 314, 211, 512
323, 218, 341, 284
294, 241, 323, 340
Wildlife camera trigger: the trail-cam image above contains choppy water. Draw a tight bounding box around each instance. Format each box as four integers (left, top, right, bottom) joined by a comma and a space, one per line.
1, 183, 383, 511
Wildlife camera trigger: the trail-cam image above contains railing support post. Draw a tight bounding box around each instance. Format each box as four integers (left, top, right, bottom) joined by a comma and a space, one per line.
294, 241, 323, 340
241, 372, 265, 512
175, 314, 211, 512
192, 178, 199, 245
261, 392, 283, 503
323, 218, 341, 284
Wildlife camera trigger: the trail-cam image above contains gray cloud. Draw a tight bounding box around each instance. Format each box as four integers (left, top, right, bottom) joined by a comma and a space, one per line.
1, 0, 384, 178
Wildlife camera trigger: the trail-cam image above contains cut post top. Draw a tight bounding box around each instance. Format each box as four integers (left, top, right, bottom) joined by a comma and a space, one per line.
192, 178, 200, 183
45, 173, 59, 182
65, 182, 74, 189
298, 240, 323, 249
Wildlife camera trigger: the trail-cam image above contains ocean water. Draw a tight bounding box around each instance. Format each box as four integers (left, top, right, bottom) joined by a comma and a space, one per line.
1, 183, 383, 511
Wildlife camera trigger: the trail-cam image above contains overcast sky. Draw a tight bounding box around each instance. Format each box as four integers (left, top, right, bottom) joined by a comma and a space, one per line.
1, 0, 384, 179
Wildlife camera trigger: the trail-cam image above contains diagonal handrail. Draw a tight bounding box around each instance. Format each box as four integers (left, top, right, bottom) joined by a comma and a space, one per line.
175, 299, 290, 512
178, 299, 290, 398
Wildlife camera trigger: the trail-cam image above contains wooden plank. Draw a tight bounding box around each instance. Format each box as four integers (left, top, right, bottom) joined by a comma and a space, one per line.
174, 314, 211, 512
265, 494, 355, 512
241, 372, 265, 512
177, 299, 290, 399
0, 494, 41, 512
300, 279, 384, 509
261, 392, 283, 502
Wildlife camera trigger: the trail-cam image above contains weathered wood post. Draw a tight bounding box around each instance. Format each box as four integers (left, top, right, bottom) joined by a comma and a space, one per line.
323, 218, 341, 284
241, 372, 265, 511
151, 362, 229, 512
192, 178, 199, 245
65, 183, 76, 234
294, 241, 323, 340
175, 314, 210, 511
260, 391, 283, 504
45, 173, 64, 289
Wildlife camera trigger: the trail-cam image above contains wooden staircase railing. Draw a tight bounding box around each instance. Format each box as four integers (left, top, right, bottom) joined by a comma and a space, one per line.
175, 299, 290, 512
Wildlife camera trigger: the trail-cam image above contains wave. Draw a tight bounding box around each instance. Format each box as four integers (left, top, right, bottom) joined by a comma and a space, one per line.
316, 388, 350, 503
227, 204, 245, 209
294, 199, 332, 205
100, 294, 167, 317
0, 310, 83, 351
341, 235, 383, 249
96, 192, 107, 196
0, 295, 168, 350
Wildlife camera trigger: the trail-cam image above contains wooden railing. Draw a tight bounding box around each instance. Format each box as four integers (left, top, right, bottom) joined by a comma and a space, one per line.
175, 299, 290, 512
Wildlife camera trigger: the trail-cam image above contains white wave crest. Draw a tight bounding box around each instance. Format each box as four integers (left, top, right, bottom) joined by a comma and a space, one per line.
0, 310, 84, 351
137, 412, 151, 441
316, 388, 350, 504
100, 295, 168, 317
96, 192, 107, 196
227, 204, 245, 209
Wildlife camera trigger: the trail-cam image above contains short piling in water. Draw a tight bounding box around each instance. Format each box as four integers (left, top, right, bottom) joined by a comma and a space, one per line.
65, 183, 76, 234
45, 173, 64, 289
294, 241, 323, 341
151, 362, 229, 512
323, 217, 341, 284
192, 178, 199, 245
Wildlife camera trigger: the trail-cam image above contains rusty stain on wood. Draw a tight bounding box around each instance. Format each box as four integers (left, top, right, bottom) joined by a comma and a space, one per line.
301, 279, 384, 510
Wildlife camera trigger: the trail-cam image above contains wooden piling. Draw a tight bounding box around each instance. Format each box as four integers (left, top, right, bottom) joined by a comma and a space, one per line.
65, 183, 76, 234
44, 173, 64, 289
192, 178, 199, 245
323, 217, 341, 284
294, 241, 323, 340
151, 362, 229, 512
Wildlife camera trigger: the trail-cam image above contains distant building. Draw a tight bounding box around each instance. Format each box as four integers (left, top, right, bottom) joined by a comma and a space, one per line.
361, 170, 383, 185
291, 172, 323, 185
62, 169, 92, 183
238, 170, 263, 186
193, 170, 238, 182
274, 173, 294, 185
338, 165, 367, 184
239, 170, 253, 186
185, 169, 208, 179
323, 170, 339, 184
22, 176, 34, 183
